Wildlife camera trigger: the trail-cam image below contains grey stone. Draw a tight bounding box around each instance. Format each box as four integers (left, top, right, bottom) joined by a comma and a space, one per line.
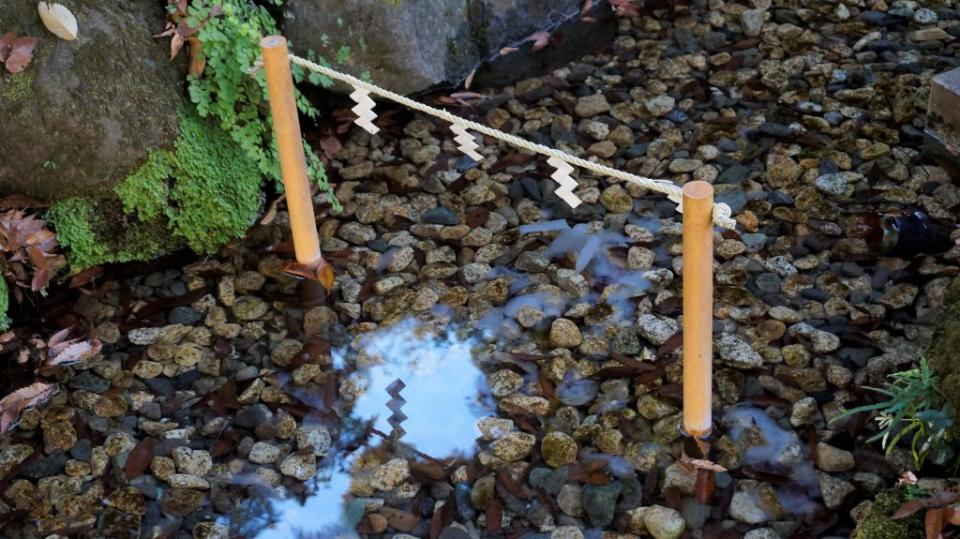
582, 482, 622, 527
0, 0, 182, 200
284, 0, 611, 96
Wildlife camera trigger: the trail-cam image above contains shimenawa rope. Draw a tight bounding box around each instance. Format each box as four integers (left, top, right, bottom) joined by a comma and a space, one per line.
255, 54, 736, 229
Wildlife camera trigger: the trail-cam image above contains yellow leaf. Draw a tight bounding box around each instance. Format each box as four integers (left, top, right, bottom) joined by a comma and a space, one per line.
37, 2, 78, 41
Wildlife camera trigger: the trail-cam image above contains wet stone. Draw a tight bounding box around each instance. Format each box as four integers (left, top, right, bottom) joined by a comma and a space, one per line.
549, 318, 582, 348
232, 296, 268, 321
582, 481, 622, 527
279, 451, 317, 481
235, 404, 273, 429
491, 432, 536, 462
541, 432, 578, 467
159, 488, 204, 517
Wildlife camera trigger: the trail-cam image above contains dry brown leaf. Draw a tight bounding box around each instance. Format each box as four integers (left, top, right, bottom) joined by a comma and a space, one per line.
0, 32, 16, 62
610, 0, 641, 16
0, 381, 57, 432
170, 31, 185, 60
5, 36, 39, 73
187, 35, 205, 77
38, 2, 79, 41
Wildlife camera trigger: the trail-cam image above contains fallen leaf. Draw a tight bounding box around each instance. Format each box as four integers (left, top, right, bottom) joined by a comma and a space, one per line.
317, 262, 335, 290
187, 35, 204, 77
610, 0, 641, 16
169, 31, 185, 60
5, 36, 39, 73
259, 194, 285, 225
0, 381, 57, 432
38, 2, 79, 41
47, 339, 102, 366
900, 471, 918, 486
0, 33, 16, 62
463, 66, 477, 90
46, 327, 71, 349
68, 266, 103, 288
893, 499, 927, 520
526, 30, 551, 51
926, 508, 945, 539
125, 437, 156, 479
680, 455, 728, 473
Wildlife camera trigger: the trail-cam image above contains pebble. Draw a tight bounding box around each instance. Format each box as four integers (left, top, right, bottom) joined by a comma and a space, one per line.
549, 318, 583, 348
279, 452, 317, 481
491, 432, 536, 462
643, 505, 686, 539
541, 432, 578, 467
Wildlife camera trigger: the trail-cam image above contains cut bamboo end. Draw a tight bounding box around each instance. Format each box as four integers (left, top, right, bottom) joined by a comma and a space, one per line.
260, 36, 323, 268
681, 181, 715, 439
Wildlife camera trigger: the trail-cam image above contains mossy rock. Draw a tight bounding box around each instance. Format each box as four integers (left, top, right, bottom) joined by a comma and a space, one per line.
927, 277, 960, 424
49, 108, 262, 269
852, 489, 923, 539
47, 197, 178, 270
0, 0, 182, 200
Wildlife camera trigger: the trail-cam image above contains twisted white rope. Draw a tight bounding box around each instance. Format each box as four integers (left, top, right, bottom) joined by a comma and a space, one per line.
283, 54, 735, 229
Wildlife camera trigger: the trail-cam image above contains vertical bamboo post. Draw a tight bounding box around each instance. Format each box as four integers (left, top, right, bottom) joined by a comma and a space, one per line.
260, 36, 322, 267
682, 181, 715, 439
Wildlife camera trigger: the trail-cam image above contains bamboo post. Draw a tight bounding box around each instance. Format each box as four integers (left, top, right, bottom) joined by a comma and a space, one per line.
260, 36, 322, 267
682, 181, 715, 439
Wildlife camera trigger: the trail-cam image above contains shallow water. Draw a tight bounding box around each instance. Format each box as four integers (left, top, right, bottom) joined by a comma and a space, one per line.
248, 317, 493, 537
235, 220, 659, 536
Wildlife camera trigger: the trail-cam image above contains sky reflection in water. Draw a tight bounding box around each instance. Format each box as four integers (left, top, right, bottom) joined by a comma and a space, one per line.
254, 317, 492, 538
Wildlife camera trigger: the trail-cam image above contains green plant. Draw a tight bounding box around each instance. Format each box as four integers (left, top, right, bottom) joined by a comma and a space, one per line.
840, 358, 955, 469
167, 108, 263, 254
115, 150, 173, 221
180, 0, 339, 210
48, 197, 171, 270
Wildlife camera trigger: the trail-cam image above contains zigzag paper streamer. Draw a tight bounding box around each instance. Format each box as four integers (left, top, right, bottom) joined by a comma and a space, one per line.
386, 378, 407, 442
451, 123, 483, 162
547, 156, 582, 208
349, 88, 380, 135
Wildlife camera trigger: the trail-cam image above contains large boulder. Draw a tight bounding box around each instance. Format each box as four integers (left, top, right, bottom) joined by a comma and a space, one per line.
284, 0, 615, 95
0, 0, 182, 200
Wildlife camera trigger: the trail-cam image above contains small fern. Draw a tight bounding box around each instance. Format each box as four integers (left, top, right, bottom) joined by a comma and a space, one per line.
839, 358, 955, 469
183, 0, 339, 210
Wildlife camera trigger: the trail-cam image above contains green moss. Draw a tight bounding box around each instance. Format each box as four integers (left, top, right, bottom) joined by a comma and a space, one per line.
49, 107, 262, 269
853, 489, 923, 539
167, 109, 262, 254
0, 70, 35, 102
48, 197, 172, 270
115, 150, 173, 221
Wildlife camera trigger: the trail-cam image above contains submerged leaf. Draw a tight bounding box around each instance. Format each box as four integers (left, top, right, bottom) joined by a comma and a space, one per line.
0, 381, 57, 432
